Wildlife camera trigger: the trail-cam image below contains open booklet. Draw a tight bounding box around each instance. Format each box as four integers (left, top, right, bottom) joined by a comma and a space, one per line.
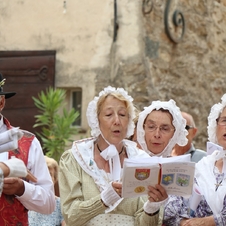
122, 154, 195, 199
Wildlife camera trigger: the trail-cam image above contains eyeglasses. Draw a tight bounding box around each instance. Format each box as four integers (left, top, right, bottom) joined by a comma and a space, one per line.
144, 124, 175, 134
217, 117, 226, 126
185, 125, 194, 130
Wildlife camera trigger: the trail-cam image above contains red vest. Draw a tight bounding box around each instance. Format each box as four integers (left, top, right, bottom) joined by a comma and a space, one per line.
0, 118, 34, 226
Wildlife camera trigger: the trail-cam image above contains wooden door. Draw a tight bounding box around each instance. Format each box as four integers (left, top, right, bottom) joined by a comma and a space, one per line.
0, 50, 56, 137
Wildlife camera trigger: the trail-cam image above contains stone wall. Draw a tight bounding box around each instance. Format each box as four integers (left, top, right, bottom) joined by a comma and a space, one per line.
94, 0, 226, 150
0, 1, 226, 150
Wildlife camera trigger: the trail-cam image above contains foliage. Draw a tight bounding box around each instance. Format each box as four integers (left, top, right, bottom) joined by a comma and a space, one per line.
32, 87, 79, 162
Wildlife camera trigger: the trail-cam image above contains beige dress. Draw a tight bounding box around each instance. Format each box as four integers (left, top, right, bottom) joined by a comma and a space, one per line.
59, 138, 162, 226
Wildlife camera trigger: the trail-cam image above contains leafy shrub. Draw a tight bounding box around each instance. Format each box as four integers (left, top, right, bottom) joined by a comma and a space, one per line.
32, 87, 79, 162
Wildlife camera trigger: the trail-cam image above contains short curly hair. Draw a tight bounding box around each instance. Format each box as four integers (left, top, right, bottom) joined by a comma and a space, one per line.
44, 156, 59, 183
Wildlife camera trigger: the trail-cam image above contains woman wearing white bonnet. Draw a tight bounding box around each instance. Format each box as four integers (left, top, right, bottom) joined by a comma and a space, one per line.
163, 94, 226, 225
137, 99, 188, 157
59, 86, 168, 226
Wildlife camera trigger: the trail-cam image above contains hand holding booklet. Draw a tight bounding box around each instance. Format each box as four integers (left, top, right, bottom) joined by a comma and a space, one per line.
122, 154, 195, 199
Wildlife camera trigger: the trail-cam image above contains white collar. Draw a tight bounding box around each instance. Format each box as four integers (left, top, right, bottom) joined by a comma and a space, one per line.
196, 152, 226, 215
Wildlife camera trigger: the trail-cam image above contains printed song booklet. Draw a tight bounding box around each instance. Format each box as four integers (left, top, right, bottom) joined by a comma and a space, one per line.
122, 154, 195, 199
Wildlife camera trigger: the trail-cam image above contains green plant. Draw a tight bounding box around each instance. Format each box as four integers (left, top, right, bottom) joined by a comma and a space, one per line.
32, 87, 79, 162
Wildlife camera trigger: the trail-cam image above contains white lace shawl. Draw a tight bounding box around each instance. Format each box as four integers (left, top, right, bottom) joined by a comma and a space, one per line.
71, 137, 150, 213
195, 150, 226, 215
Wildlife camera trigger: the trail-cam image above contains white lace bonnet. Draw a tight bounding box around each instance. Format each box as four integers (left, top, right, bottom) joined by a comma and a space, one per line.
208, 94, 226, 144
86, 86, 135, 138
137, 99, 188, 157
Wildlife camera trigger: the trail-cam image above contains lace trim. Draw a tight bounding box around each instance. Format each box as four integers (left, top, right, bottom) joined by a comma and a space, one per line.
137, 99, 188, 157
86, 86, 135, 138
208, 94, 226, 144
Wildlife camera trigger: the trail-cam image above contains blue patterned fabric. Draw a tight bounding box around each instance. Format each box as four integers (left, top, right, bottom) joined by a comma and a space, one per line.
163, 172, 226, 226
28, 197, 64, 226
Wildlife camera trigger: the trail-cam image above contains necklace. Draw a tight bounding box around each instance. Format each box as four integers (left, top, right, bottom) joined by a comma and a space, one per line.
96, 143, 124, 155
214, 160, 224, 191
215, 180, 223, 191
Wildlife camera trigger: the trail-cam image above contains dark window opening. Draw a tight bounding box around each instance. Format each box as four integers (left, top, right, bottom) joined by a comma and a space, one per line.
72, 89, 82, 126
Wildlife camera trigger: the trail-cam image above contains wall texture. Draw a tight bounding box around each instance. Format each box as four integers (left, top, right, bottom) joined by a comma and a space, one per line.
94, 0, 226, 150
0, 0, 226, 150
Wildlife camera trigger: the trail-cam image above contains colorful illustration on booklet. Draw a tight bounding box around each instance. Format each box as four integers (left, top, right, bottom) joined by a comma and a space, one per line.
176, 174, 190, 186
161, 174, 174, 185
134, 186, 146, 193
135, 169, 150, 181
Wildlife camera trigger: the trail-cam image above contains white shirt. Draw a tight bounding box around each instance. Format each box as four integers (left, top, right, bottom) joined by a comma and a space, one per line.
0, 115, 55, 214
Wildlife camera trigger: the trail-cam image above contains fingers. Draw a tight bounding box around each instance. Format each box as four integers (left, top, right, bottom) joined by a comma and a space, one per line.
114, 187, 121, 196
180, 218, 208, 226
148, 186, 160, 202
155, 184, 168, 199
148, 193, 159, 202
3, 177, 25, 196
115, 188, 121, 194
112, 182, 122, 196
26, 170, 37, 183
148, 184, 168, 202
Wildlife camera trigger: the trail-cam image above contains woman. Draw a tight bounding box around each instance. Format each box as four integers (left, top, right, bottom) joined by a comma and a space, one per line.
163, 94, 226, 225
136, 99, 188, 157
135, 99, 188, 225
59, 86, 168, 225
